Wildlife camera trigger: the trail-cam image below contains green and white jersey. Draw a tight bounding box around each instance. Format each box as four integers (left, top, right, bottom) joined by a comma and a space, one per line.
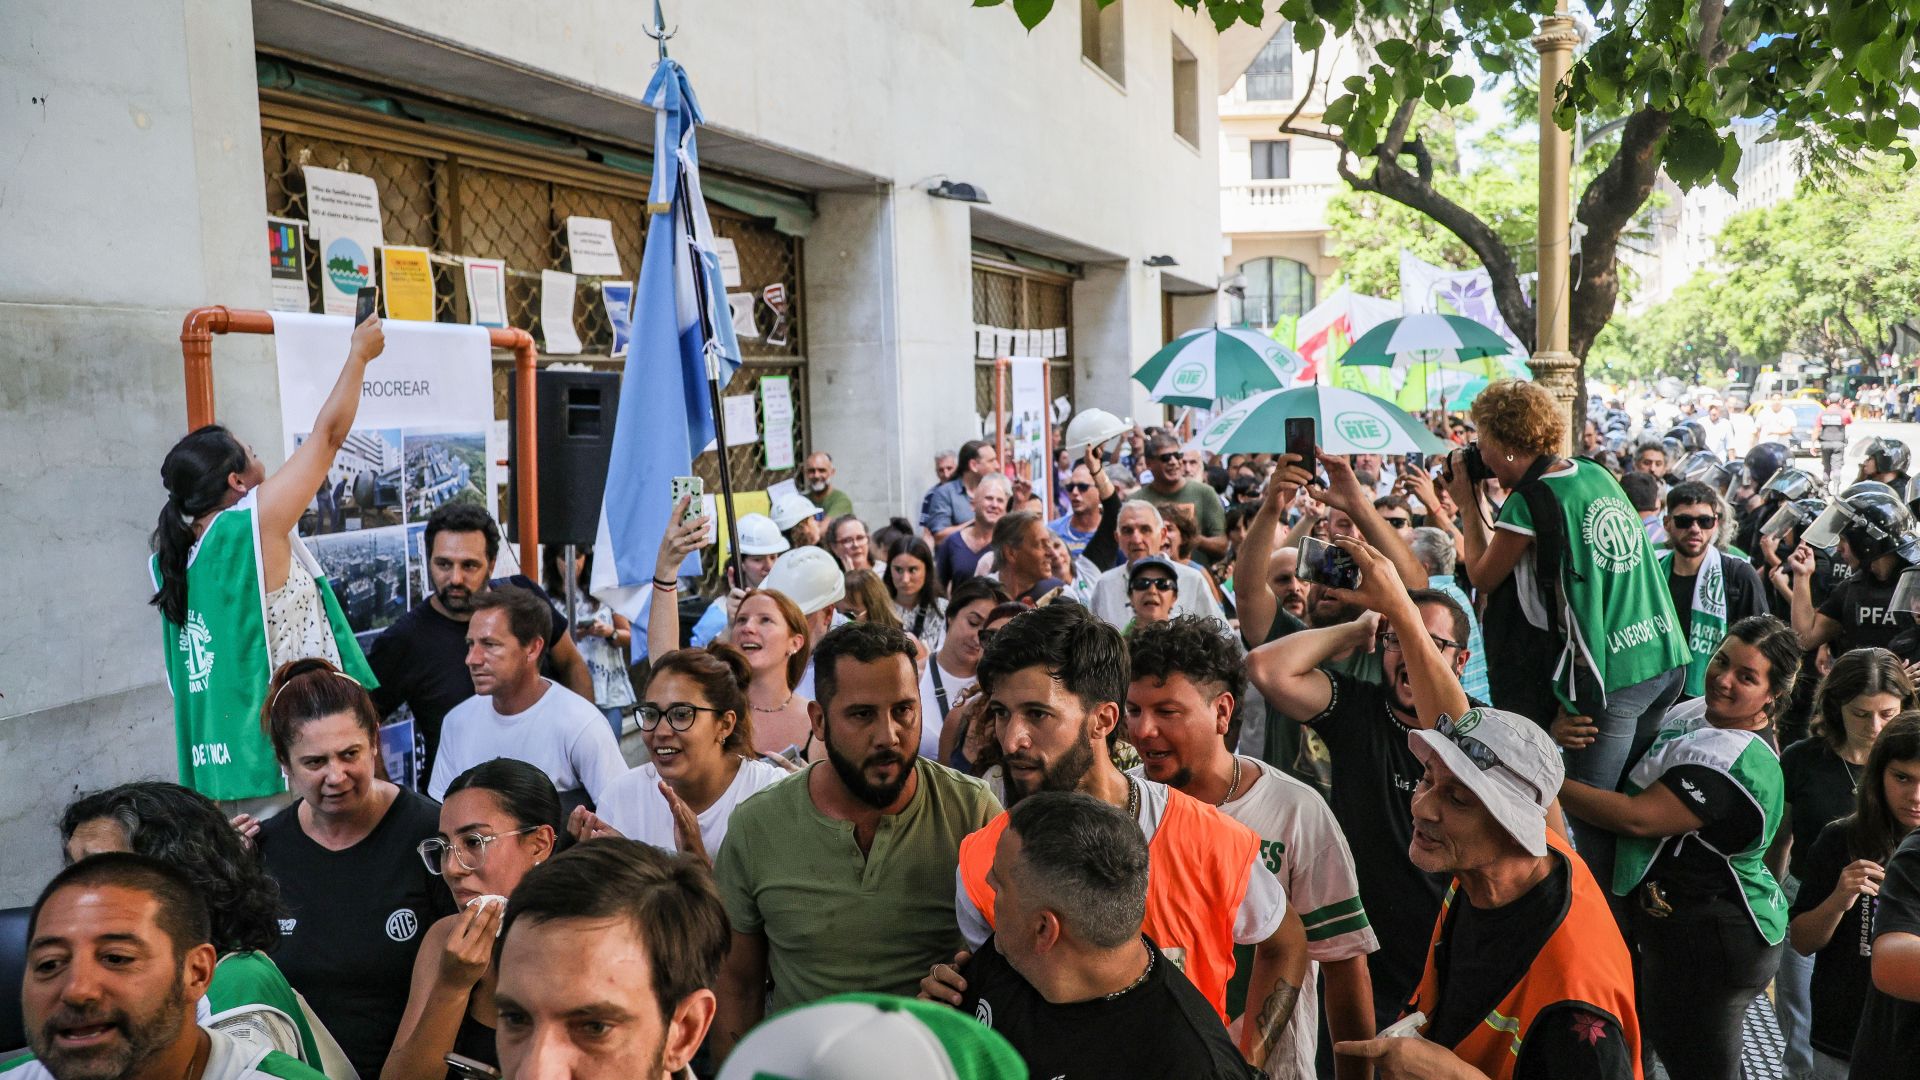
1659, 545, 1730, 698
199, 951, 321, 1068
150, 492, 374, 800
2, 1026, 329, 1080
1497, 459, 1691, 704
1613, 699, 1789, 944
1219, 758, 1376, 1079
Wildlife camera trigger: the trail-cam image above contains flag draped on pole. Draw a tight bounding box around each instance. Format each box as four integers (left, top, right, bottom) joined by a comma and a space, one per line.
591, 58, 742, 620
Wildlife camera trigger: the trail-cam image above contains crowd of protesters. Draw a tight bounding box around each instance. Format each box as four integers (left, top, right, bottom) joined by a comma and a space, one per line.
51, 354, 1920, 1080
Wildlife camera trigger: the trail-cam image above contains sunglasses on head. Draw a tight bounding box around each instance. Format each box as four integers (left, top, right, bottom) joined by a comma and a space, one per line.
1130, 576, 1177, 593
1669, 513, 1718, 530
1435, 713, 1505, 773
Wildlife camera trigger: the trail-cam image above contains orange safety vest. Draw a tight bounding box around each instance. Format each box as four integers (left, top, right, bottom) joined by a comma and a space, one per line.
957, 784, 1261, 1021
1404, 830, 1642, 1080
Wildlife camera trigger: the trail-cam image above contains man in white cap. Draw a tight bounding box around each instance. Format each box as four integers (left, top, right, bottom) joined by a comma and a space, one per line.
686, 511, 788, 647
772, 489, 826, 548
761, 545, 847, 700
1334, 704, 1641, 1079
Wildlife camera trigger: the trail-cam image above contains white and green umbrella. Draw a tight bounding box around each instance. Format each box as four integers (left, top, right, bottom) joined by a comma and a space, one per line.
1191, 386, 1452, 457
1132, 328, 1307, 406
1341, 313, 1513, 366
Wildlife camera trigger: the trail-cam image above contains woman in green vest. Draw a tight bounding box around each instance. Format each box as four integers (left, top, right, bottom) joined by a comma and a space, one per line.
1445, 379, 1691, 875
1558, 616, 1801, 1080
58, 781, 353, 1078
149, 315, 384, 800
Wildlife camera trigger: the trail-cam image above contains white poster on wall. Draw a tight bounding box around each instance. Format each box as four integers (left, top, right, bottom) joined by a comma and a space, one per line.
462, 258, 508, 328
540, 269, 582, 354
271, 312, 494, 655
760, 374, 796, 471
303, 167, 385, 318
714, 237, 743, 288
565, 217, 623, 277
1004, 357, 1052, 521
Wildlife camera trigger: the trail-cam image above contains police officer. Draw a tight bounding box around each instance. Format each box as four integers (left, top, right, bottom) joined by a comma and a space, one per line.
1783, 484, 1920, 656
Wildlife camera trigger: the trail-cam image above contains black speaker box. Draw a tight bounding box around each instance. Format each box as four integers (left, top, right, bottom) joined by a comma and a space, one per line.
506, 369, 620, 547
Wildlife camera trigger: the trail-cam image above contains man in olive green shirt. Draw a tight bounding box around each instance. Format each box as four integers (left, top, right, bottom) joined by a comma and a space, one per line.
803, 451, 856, 519
1137, 433, 1227, 565
710, 621, 999, 1064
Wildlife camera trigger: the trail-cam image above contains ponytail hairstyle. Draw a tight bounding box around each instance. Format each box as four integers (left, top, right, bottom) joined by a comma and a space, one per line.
444, 757, 567, 853
262, 658, 382, 764
1845, 711, 1920, 864
151, 425, 249, 626
646, 644, 756, 755
1718, 615, 1804, 723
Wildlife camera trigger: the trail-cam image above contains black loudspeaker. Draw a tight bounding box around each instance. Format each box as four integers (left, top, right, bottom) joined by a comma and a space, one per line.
507, 369, 620, 547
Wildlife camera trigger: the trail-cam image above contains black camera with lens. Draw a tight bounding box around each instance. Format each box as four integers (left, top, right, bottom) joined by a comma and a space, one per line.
1443, 444, 1496, 485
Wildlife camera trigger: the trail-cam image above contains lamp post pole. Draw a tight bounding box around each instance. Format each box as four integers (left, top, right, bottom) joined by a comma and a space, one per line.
1531, 0, 1582, 449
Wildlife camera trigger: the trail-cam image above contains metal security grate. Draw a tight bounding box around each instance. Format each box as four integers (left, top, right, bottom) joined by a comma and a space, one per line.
971, 261, 1074, 421
260, 98, 808, 591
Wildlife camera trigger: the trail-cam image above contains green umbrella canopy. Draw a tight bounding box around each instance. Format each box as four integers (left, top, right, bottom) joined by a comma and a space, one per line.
1341, 313, 1513, 367
1192, 386, 1452, 456
1132, 328, 1307, 406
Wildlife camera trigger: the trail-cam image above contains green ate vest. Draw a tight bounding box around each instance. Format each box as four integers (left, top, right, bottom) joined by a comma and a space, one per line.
151, 493, 374, 800
1658, 546, 1729, 698
1613, 702, 1788, 944
1499, 459, 1692, 704
206, 951, 321, 1066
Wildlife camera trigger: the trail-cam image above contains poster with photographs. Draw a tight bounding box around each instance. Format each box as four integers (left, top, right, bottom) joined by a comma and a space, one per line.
273, 313, 495, 647
1002, 357, 1052, 522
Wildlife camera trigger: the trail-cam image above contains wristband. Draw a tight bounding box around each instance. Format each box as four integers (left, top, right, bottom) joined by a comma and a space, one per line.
652, 577, 676, 591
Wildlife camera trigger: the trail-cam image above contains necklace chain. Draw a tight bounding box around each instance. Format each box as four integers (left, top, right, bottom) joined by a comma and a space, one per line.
752, 692, 794, 714
1221, 755, 1243, 805
1103, 938, 1155, 1000
1125, 776, 1140, 821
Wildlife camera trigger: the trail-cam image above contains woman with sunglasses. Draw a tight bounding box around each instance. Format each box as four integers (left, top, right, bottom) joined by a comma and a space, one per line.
255, 658, 457, 1080
383, 758, 561, 1080
1787, 711, 1920, 1077
570, 644, 783, 864
1558, 615, 1803, 1080
885, 536, 948, 653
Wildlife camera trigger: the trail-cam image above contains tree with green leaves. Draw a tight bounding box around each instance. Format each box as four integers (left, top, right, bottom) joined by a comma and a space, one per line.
977, 0, 1920, 421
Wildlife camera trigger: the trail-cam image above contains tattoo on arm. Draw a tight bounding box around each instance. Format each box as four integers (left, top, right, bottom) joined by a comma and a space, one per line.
1248, 976, 1302, 1068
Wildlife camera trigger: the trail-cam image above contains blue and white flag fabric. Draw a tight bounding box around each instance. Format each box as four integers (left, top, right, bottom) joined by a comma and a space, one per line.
592, 59, 743, 620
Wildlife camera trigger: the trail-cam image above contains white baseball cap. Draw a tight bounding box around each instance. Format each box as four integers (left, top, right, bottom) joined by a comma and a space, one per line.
761, 545, 846, 616
772, 491, 825, 531
1407, 707, 1564, 857
717, 993, 1027, 1080
736, 513, 790, 557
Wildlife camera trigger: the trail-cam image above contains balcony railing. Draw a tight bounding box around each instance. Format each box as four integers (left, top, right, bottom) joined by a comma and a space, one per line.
1220, 179, 1339, 234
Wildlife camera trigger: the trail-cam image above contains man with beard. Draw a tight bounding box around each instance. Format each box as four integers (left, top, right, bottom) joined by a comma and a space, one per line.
15, 853, 326, 1080
928, 603, 1310, 1071
1247, 536, 1486, 1029
494, 840, 729, 1080
710, 621, 999, 1065
1655, 481, 1767, 701
368, 503, 592, 782
801, 450, 855, 519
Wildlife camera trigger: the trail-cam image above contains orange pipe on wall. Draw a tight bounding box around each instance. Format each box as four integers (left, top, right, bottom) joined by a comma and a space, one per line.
178, 307, 542, 565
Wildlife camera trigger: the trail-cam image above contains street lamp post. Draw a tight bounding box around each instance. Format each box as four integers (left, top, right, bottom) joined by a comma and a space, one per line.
1532, 0, 1582, 448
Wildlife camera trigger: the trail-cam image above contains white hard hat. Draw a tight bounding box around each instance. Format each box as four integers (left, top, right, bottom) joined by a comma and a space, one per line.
772, 491, 825, 531
761, 546, 846, 616
1063, 407, 1131, 454
735, 513, 789, 557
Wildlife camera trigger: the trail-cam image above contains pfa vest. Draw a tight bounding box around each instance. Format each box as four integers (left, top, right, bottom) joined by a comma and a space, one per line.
958, 783, 1260, 1021
1406, 830, 1643, 1080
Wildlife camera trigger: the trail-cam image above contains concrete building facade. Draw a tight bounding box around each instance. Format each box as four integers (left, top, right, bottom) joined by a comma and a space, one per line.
0, 0, 1232, 901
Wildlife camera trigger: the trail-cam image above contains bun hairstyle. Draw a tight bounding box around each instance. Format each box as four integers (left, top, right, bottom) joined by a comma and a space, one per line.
150, 425, 249, 626
262, 657, 382, 763
646, 644, 755, 755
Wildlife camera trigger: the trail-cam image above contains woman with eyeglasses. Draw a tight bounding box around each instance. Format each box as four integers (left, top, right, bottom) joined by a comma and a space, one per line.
885, 536, 948, 653
827, 514, 873, 573
255, 658, 457, 1080
569, 644, 783, 864
383, 758, 562, 1080
1558, 616, 1802, 1080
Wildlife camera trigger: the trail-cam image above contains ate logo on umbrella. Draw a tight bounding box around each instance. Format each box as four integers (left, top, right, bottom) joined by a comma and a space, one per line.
1171, 363, 1209, 394
1333, 412, 1392, 450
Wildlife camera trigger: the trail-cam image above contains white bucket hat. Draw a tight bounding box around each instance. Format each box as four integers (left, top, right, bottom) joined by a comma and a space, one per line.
1407, 707, 1564, 857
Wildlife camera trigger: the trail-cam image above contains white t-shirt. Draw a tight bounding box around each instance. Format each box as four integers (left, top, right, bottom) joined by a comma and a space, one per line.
916, 658, 976, 760
427, 678, 627, 804
956, 777, 1286, 949
595, 756, 785, 855
1088, 560, 1226, 629
1219, 757, 1379, 1077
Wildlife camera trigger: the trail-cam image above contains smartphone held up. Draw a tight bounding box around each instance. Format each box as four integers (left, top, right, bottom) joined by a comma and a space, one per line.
1296, 535, 1362, 591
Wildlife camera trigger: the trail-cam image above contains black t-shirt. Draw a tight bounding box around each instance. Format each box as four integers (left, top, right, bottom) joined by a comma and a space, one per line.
1790, 819, 1880, 1059
257, 789, 459, 1079
1424, 855, 1635, 1080
1818, 570, 1908, 653
1305, 671, 1459, 1023
958, 935, 1256, 1080
1649, 764, 1763, 902
366, 574, 566, 779
1665, 556, 1767, 643
1781, 738, 1862, 880
1850, 829, 1920, 1070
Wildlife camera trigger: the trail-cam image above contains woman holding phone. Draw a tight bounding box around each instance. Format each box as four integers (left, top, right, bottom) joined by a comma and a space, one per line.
150, 314, 385, 795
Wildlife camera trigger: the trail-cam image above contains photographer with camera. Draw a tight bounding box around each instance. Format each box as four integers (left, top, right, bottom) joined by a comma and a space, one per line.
1446, 381, 1691, 881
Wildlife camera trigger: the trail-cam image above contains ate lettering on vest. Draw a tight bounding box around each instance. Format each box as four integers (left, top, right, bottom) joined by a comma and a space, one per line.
1405, 830, 1643, 1080
958, 785, 1261, 1021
